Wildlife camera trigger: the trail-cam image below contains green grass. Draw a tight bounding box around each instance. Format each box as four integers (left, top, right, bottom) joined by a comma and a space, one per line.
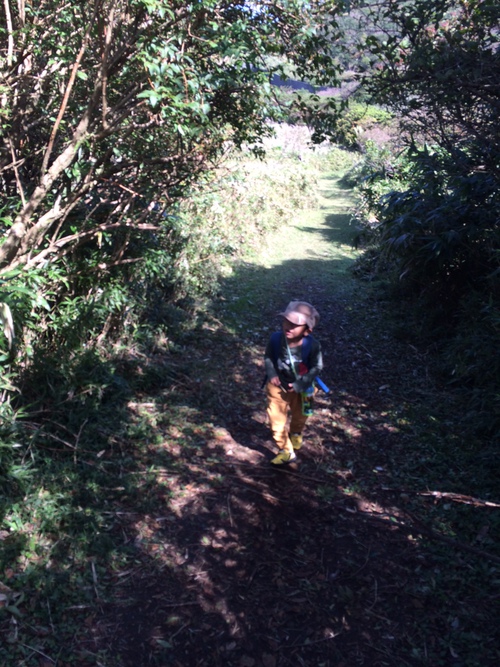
219, 162, 361, 338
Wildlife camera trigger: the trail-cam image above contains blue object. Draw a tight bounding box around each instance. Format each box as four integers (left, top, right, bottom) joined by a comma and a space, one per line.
269, 331, 314, 366
315, 376, 330, 394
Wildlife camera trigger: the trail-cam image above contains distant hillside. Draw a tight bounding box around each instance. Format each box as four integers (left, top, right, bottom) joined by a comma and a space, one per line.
271, 74, 358, 99
270, 74, 316, 92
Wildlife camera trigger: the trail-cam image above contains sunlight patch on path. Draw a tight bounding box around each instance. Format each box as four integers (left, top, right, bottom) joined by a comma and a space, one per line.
255, 176, 360, 271
220, 173, 362, 332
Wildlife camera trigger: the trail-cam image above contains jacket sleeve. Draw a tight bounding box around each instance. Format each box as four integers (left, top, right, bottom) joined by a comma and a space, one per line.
264, 338, 279, 381
292, 339, 323, 393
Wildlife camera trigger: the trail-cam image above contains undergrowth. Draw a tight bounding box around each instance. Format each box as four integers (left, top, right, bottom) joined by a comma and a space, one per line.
348, 142, 500, 439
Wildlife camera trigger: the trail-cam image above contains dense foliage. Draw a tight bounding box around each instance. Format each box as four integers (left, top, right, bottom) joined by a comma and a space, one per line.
0, 0, 342, 405
342, 0, 499, 434
0, 0, 339, 271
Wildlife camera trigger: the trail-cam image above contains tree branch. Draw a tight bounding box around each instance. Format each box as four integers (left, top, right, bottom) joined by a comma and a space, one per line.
3, 0, 14, 68
7, 138, 26, 206
0, 107, 93, 268
40, 4, 99, 174
21, 220, 159, 270
101, 1, 118, 130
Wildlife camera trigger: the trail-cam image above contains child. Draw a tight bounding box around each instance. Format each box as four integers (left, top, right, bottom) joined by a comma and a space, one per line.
264, 301, 323, 465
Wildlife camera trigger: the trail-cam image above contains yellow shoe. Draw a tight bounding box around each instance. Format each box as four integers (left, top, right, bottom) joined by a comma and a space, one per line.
270, 449, 296, 465
290, 433, 303, 450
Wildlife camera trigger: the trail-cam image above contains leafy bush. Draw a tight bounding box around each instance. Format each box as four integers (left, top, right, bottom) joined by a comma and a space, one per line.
352, 142, 500, 435
0, 0, 341, 278
371, 147, 498, 302
279, 91, 394, 149
442, 291, 500, 435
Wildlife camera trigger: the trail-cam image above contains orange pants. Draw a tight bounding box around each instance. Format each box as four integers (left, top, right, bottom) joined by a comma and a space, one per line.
266, 382, 309, 452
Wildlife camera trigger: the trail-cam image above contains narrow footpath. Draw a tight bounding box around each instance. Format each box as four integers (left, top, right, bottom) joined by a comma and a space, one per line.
96, 175, 498, 667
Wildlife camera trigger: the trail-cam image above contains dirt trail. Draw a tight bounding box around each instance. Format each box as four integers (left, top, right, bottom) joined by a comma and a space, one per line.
98, 176, 496, 666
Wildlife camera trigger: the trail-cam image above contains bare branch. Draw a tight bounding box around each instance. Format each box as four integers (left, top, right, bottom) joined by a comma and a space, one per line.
21, 220, 160, 271
101, 1, 119, 130
40, 4, 100, 174
3, 0, 14, 68
0, 106, 94, 268
7, 138, 26, 206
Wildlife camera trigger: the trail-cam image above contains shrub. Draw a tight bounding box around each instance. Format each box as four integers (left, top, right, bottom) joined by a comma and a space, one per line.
352, 142, 500, 435
442, 291, 500, 435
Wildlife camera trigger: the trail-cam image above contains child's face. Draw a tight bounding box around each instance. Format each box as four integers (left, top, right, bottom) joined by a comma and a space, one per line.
282, 317, 308, 343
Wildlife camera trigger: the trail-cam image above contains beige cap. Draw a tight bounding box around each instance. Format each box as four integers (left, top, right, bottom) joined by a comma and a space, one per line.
280, 301, 320, 330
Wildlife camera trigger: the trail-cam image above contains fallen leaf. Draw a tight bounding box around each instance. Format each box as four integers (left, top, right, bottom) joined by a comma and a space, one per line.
240, 657, 255, 667
262, 654, 276, 667
476, 525, 489, 542
0, 581, 13, 595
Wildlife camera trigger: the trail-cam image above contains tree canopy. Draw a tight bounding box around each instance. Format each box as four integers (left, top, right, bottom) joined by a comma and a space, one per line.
350, 0, 499, 286
0, 0, 340, 274
357, 0, 499, 166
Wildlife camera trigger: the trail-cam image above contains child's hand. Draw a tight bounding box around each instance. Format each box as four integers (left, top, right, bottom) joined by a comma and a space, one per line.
270, 377, 294, 392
